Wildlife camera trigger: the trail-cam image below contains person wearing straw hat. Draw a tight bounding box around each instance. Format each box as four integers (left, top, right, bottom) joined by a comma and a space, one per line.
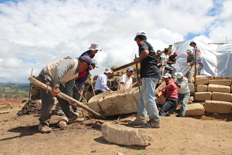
174, 72, 190, 117
159, 73, 178, 116
94, 68, 112, 95
80, 43, 102, 58
118, 67, 134, 90
131, 30, 161, 128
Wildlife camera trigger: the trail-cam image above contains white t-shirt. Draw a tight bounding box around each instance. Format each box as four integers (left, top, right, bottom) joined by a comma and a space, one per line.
174, 77, 190, 94
117, 74, 133, 90
160, 53, 169, 65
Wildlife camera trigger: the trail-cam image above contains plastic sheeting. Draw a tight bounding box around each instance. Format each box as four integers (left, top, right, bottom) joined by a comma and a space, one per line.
171, 39, 232, 77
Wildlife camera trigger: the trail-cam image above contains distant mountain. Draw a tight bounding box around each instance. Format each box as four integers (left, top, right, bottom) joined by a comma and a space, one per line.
0, 82, 30, 85
0, 83, 30, 99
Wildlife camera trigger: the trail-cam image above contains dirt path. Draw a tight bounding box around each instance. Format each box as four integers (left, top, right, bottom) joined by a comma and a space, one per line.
0, 110, 232, 155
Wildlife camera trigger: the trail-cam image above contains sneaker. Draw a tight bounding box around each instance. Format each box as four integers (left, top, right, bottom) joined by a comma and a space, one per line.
57, 117, 68, 128
129, 117, 146, 126
38, 122, 52, 133
56, 110, 64, 116
141, 120, 160, 128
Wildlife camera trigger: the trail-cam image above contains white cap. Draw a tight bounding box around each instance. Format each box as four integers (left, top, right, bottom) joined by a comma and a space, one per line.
163, 73, 171, 78
175, 72, 183, 78
186, 49, 192, 53
104, 68, 112, 74
134, 31, 146, 41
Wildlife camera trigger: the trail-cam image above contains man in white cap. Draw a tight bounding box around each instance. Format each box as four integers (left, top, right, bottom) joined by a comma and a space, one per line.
131, 30, 161, 128
159, 73, 178, 116
80, 43, 102, 58
94, 68, 112, 95
38, 56, 92, 133
185, 49, 197, 83
118, 67, 134, 90
174, 72, 190, 117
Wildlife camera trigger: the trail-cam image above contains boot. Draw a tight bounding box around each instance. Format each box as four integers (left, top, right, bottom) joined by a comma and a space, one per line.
141, 119, 160, 128
38, 122, 52, 133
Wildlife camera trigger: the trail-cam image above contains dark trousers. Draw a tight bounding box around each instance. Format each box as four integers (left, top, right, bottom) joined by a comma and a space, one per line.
38, 75, 76, 124
95, 90, 103, 95
159, 97, 178, 116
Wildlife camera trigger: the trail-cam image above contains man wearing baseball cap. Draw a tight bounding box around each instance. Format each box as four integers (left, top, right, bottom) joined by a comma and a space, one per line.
37, 55, 92, 133
73, 58, 98, 101
173, 72, 190, 117
131, 30, 161, 128
159, 73, 178, 116
118, 67, 134, 90
94, 68, 112, 95
156, 50, 162, 69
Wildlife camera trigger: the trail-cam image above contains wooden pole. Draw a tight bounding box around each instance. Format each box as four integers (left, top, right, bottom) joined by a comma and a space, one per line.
28, 76, 104, 119
135, 54, 140, 92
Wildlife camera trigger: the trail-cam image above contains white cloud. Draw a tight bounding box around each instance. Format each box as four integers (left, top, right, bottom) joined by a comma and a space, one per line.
0, 0, 231, 83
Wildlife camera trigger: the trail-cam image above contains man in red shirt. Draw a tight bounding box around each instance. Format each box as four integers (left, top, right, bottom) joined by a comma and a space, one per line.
159, 73, 178, 116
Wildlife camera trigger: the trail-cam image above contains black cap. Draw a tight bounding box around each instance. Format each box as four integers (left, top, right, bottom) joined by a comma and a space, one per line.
190, 41, 196, 46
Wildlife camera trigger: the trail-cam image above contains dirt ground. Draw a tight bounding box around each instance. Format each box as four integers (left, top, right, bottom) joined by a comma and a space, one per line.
0, 105, 232, 155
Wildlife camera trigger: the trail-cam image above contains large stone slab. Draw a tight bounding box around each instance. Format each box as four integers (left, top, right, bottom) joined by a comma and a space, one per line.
209, 79, 231, 86
185, 103, 205, 116
88, 88, 139, 116
101, 122, 153, 146
211, 92, 232, 102
196, 78, 209, 85
208, 84, 230, 93
188, 83, 195, 95
196, 75, 207, 80
195, 92, 211, 101
204, 100, 232, 114
196, 85, 208, 92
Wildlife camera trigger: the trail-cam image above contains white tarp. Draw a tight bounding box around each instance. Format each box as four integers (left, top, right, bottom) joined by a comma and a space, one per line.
171, 39, 232, 77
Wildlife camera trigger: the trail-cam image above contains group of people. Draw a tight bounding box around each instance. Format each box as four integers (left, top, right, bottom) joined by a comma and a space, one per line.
37, 30, 203, 133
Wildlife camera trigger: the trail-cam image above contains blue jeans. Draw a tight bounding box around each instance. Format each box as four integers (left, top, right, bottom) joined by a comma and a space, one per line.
137, 78, 161, 122
177, 92, 190, 116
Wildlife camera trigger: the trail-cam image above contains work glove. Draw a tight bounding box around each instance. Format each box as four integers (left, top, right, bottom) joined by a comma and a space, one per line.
89, 74, 92, 81
186, 63, 190, 67
198, 64, 200, 66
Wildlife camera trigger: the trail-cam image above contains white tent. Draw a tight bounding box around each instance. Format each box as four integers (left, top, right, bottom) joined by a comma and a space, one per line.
171, 39, 232, 77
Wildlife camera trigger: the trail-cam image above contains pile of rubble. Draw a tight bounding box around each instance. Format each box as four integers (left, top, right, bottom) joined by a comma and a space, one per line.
17, 99, 42, 116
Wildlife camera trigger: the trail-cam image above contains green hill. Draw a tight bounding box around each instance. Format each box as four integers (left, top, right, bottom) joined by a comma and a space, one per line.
0, 83, 30, 99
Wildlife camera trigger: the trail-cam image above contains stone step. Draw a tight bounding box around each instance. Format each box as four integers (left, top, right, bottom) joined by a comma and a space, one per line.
204, 100, 232, 114
195, 92, 212, 101
211, 92, 232, 102
209, 79, 231, 86
196, 78, 209, 85
196, 85, 208, 92
208, 84, 230, 93
185, 103, 205, 116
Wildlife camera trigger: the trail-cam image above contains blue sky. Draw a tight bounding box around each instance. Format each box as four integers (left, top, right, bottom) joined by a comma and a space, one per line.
0, 0, 231, 83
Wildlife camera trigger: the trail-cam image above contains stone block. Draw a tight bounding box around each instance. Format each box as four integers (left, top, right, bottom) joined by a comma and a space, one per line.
195, 92, 211, 101
204, 100, 232, 114
102, 122, 153, 146
196, 78, 209, 85
185, 103, 205, 116
211, 92, 232, 102
208, 84, 230, 93
209, 79, 231, 86
196, 85, 208, 92
88, 88, 139, 116
188, 83, 195, 95
196, 75, 207, 80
